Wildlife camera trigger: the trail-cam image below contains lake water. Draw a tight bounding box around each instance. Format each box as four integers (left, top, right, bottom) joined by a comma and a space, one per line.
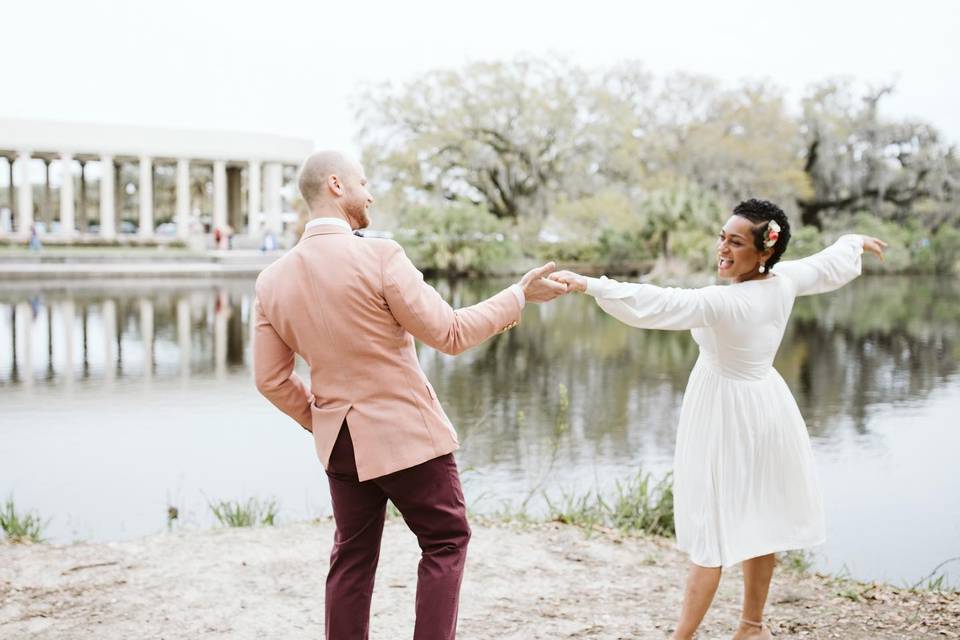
1, 275, 957, 589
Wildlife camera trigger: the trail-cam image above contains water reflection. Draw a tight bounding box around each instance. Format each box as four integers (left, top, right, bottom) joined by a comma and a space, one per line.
1, 276, 956, 467
0, 281, 253, 386
4, 277, 954, 415
0, 276, 957, 587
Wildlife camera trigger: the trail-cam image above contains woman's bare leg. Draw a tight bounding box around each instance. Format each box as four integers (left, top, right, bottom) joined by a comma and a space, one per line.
733, 553, 775, 639
672, 562, 722, 640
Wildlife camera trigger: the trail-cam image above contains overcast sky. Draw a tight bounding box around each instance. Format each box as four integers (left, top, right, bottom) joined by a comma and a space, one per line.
5, 0, 959, 155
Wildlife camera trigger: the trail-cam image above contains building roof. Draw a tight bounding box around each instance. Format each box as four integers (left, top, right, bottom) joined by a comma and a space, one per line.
0, 118, 313, 163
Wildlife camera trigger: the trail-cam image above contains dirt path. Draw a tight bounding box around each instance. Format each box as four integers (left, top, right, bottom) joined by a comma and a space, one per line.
1, 520, 956, 639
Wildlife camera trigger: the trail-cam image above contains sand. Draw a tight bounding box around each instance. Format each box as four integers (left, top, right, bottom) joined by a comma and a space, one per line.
1, 519, 956, 639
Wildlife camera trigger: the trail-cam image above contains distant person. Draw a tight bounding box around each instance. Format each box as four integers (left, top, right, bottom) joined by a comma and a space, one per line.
28, 223, 42, 252
252, 150, 564, 640
212, 226, 222, 250
550, 200, 887, 640
260, 230, 277, 252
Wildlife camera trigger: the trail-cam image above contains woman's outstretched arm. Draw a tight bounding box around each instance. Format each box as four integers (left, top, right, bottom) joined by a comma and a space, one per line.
772, 234, 887, 296
550, 271, 728, 331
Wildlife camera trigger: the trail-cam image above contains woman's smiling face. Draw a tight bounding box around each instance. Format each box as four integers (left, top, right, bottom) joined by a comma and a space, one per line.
716, 215, 772, 282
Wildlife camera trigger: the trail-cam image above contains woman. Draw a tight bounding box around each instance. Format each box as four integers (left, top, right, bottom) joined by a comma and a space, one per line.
550, 199, 887, 640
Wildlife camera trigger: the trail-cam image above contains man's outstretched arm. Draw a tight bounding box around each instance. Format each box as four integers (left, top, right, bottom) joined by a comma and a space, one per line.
253, 297, 313, 431
381, 242, 564, 355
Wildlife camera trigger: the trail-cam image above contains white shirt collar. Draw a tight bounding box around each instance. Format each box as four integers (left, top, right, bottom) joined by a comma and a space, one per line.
305, 217, 352, 232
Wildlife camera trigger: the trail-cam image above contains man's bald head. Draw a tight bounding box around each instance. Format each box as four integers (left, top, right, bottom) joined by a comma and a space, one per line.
297, 150, 357, 208
297, 150, 374, 230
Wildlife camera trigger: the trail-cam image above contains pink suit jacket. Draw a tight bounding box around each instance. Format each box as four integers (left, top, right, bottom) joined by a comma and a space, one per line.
253, 223, 523, 480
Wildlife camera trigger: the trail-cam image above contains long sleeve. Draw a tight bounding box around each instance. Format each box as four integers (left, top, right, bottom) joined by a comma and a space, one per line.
252, 297, 313, 431
772, 234, 864, 296
381, 241, 523, 355
585, 276, 727, 331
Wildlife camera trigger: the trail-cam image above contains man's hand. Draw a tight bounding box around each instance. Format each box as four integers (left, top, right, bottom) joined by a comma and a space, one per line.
549, 270, 588, 293
519, 262, 567, 303
861, 236, 888, 261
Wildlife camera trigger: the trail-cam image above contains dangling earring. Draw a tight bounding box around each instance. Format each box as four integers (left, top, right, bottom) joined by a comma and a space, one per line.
758, 263, 766, 274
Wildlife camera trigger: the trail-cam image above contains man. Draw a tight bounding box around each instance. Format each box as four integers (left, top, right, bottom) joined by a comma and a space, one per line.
253, 151, 565, 640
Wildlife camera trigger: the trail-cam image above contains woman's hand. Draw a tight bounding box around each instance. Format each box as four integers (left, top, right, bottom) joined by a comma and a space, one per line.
549, 270, 588, 293
861, 236, 889, 261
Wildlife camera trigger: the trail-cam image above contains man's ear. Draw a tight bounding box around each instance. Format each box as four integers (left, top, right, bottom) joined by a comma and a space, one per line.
327, 174, 343, 196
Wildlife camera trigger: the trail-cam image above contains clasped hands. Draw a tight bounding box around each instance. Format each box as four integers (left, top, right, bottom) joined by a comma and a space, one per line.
518, 262, 589, 303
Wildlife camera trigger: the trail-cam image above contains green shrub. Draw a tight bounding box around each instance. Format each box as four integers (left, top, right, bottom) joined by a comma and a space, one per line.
536, 240, 600, 264
784, 224, 824, 260
397, 203, 521, 274
821, 212, 912, 273
596, 228, 648, 265
931, 225, 960, 274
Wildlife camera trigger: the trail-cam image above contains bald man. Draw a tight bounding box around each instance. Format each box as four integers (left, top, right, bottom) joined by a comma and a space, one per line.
253, 151, 565, 640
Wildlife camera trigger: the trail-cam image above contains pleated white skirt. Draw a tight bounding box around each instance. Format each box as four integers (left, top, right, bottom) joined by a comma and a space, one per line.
673, 357, 826, 568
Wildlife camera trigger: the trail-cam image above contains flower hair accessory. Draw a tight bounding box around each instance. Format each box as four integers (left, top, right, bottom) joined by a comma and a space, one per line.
764, 220, 781, 248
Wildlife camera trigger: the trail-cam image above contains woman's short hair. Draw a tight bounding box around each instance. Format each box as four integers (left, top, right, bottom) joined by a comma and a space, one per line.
732, 199, 791, 269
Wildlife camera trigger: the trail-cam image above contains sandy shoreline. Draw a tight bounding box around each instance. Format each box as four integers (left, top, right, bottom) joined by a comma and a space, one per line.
1, 519, 956, 639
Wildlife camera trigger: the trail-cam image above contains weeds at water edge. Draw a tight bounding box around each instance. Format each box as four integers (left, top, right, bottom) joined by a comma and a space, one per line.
209, 498, 279, 527
0, 497, 45, 543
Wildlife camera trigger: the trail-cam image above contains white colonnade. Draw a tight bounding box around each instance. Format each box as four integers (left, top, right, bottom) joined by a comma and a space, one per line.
1, 119, 310, 243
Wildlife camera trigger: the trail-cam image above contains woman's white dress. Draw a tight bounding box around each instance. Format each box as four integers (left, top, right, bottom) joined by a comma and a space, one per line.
585, 235, 865, 568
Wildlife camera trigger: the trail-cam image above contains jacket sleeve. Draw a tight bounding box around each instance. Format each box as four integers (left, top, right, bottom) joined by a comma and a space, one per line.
381, 241, 523, 355
252, 297, 313, 432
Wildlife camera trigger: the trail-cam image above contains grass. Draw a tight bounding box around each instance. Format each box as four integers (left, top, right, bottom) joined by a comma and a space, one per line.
545, 469, 675, 537
909, 556, 960, 593
209, 498, 279, 528
544, 489, 606, 531
0, 497, 46, 543
605, 472, 675, 536
779, 549, 815, 574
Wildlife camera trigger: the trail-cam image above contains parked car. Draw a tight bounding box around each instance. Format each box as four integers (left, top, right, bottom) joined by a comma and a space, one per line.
155, 223, 178, 236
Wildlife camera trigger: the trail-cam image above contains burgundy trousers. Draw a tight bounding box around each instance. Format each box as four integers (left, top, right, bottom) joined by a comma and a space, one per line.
324, 423, 471, 640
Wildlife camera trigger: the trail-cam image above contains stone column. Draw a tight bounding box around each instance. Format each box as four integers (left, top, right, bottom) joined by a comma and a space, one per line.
175, 159, 190, 240
99, 156, 116, 239
138, 155, 154, 239
213, 160, 227, 235
177, 297, 191, 379
140, 298, 154, 381
114, 160, 124, 229
247, 160, 261, 235
6, 157, 15, 222
227, 166, 242, 233
59, 154, 76, 238
264, 162, 283, 235
78, 160, 88, 233
16, 151, 33, 235
42, 159, 52, 230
